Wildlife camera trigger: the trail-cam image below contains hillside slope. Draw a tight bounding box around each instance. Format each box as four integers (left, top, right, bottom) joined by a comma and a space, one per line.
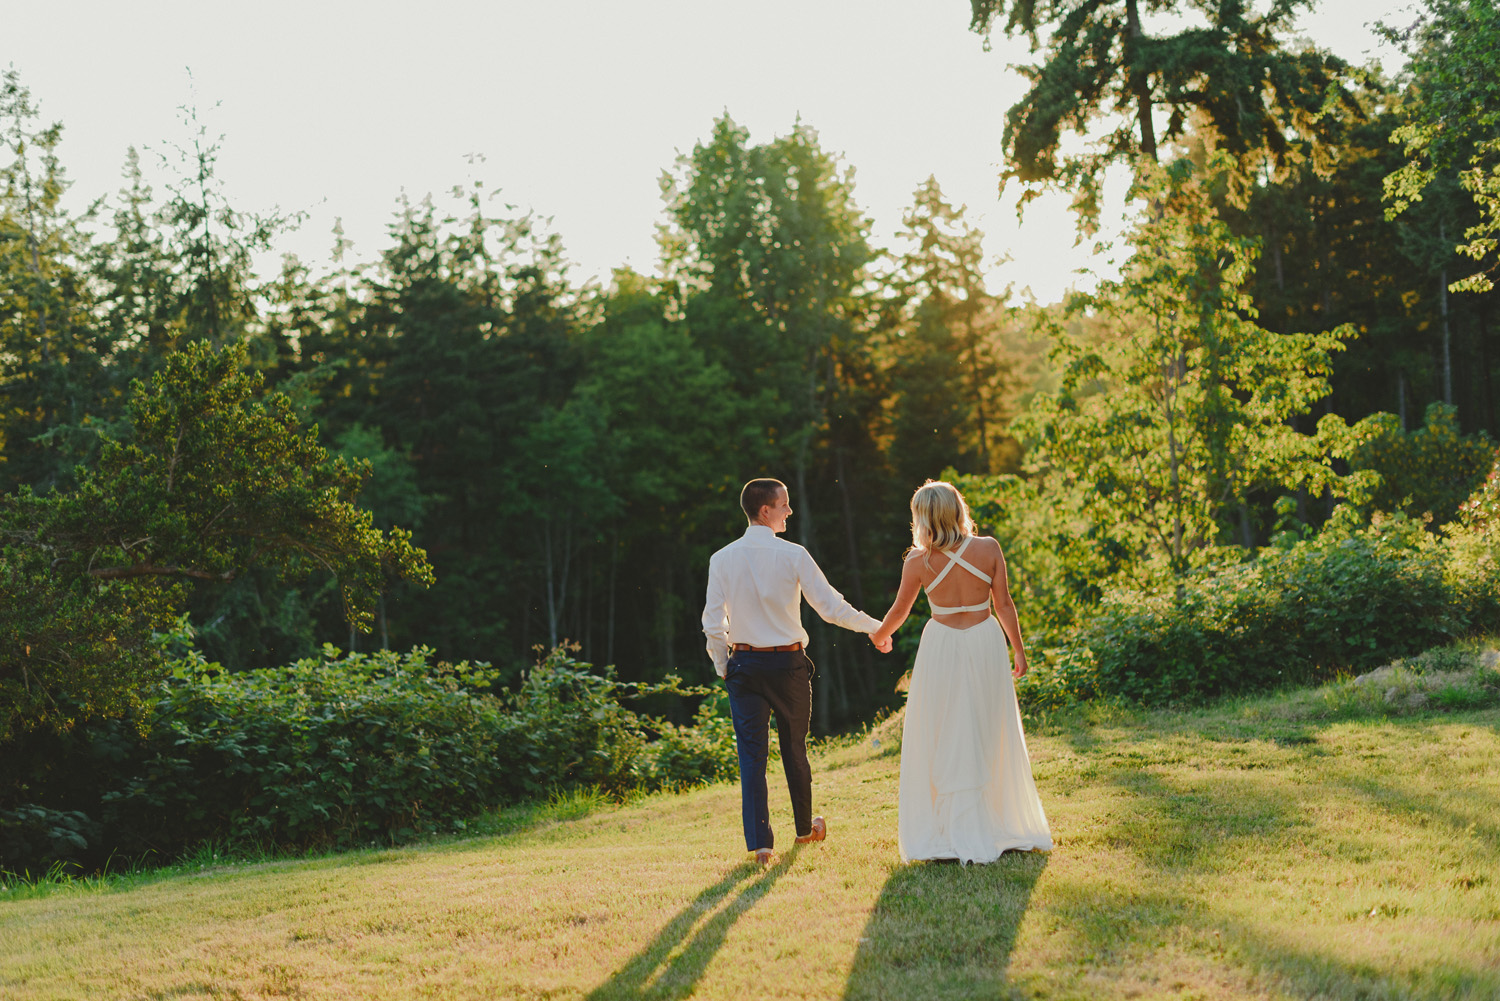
4, 681, 1500, 1000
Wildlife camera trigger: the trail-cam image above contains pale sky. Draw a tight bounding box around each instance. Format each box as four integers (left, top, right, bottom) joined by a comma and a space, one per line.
7, 0, 1406, 305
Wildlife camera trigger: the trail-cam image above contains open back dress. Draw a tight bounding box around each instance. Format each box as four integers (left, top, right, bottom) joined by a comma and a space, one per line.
898, 535, 1053, 863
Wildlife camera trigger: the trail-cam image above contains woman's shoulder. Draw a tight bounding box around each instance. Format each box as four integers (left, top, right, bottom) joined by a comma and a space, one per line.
972, 535, 1004, 556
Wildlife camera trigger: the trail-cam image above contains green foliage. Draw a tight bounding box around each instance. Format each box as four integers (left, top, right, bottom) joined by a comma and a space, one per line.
0, 645, 736, 875
103, 647, 520, 853
1013, 645, 1105, 717
1380, 0, 1500, 292
634, 699, 740, 792
0, 68, 112, 494
0, 340, 434, 738
1347, 402, 1495, 525
0, 805, 99, 877
883, 176, 1018, 481
967, 0, 1357, 223
1073, 519, 1492, 704
1001, 154, 1361, 600
1456, 454, 1500, 533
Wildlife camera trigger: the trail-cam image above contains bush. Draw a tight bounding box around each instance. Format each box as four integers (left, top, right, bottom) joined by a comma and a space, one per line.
1077, 518, 1479, 704
635, 699, 738, 791
1348, 404, 1495, 527
1014, 645, 1104, 716
0, 805, 100, 877
0, 645, 731, 875
100, 646, 521, 855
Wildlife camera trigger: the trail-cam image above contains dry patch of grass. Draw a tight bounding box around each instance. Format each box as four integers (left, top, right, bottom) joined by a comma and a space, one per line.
4, 677, 1500, 1000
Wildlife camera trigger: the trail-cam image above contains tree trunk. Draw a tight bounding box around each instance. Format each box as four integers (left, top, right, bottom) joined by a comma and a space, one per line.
378, 593, 388, 651
963, 305, 993, 471
661, 558, 674, 672
1440, 218, 1453, 406
828, 447, 876, 690
607, 528, 618, 666
1479, 300, 1495, 434
1397, 369, 1408, 431
542, 521, 572, 649
814, 622, 830, 736
1125, 0, 1157, 161
543, 522, 557, 648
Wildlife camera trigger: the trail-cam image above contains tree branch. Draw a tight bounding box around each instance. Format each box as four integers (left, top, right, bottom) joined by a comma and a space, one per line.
87, 564, 235, 582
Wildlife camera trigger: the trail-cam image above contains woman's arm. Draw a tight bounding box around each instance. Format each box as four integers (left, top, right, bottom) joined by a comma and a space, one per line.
989, 541, 1029, 678
871, 554, 924, 650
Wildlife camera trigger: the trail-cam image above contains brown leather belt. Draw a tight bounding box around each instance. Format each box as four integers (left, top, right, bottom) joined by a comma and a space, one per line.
731, 642, 803, 652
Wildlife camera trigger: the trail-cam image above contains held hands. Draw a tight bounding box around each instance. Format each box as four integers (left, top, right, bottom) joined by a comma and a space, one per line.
870, 631, 893, 654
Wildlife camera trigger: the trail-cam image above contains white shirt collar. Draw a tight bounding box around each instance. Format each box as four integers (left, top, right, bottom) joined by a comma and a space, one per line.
743, 525, 776, 540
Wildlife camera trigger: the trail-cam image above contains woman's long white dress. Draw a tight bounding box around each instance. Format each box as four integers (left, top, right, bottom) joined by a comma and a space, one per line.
899, 537, 1052, 863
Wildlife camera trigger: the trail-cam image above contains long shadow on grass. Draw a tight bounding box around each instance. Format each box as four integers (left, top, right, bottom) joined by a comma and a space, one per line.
841, 851, 1047, 1001
584, 846, 801, 1001
1051, 711, 1500, 999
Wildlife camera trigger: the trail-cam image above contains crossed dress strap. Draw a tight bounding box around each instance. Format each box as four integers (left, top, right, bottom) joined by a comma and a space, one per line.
924, 536, 994, 615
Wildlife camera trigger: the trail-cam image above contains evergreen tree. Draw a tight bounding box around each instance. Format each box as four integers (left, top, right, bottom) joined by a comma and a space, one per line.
885, 176, 1016, 486
0, 70, 110, 494
966, 0, 1359, 223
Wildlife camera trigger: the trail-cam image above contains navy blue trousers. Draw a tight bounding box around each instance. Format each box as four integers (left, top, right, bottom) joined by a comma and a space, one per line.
724, 649, 814, 851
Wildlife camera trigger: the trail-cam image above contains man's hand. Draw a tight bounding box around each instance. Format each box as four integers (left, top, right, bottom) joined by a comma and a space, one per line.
870, 631, 893, 654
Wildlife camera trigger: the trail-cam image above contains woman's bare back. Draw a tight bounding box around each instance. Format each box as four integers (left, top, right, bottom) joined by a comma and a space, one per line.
912, 535, 1002, 630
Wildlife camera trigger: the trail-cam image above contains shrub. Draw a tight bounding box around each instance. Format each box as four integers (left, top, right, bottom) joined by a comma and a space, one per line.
1457, 454, 1500, 533
1348, 404, 1495, 527
634, 699, 738, 791
1078, 519, 1471, 704
1014, 645, 1104, 716
0, 806, 99, 877
0, 645, 729, 875
101, 646, 522, 855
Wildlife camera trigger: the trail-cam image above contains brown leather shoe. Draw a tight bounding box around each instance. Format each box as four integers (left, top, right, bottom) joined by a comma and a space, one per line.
754, 848, 774, 865
795, 816, 827, 844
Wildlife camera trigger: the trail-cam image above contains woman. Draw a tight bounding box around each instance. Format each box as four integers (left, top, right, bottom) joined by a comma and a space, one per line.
871, 480, 1052, 863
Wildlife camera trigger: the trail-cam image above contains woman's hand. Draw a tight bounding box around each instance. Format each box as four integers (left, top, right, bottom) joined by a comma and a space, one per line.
870, 630, 893, 654
1012, 650, 1028, 679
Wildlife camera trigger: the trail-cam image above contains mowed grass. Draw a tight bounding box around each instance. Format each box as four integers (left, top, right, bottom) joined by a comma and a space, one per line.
4, 671, 1500, 1000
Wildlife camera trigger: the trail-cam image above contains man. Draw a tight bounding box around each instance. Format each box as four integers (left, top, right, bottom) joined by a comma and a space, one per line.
702, 478, 892, 865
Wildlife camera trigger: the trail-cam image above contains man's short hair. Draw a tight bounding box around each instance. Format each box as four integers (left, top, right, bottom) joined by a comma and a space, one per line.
740, 478, 787, 522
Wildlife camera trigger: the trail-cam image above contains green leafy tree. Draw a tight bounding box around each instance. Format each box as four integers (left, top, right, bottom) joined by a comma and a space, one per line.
661, 116, 895, 725
1015, 155, 1360, 584
661, 115, 875, 555
0, 340, 433, 738
967, 0, 1359, 222
1347, 402, 1495, 526
326, 191, 581, 668
0, 69, 111, 494
1381, 0, 1500, 294
884, 176, 1017, 484
151, 98, 293, 347
568, 271, 751, 670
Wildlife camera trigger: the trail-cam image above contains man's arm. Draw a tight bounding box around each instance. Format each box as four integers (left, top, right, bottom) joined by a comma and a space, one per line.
799, 549, 882, 635
702, 556, 731, 678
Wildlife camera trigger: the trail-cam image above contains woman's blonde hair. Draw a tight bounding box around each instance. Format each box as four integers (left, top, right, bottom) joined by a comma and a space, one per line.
910, 480, 975, 556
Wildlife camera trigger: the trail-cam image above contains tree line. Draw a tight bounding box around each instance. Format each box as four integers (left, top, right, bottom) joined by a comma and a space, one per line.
1, 0, 1496, 735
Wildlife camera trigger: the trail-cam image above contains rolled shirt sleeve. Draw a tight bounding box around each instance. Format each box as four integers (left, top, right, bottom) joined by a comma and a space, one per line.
702, 554, 731, 677
798, 550, 882, 634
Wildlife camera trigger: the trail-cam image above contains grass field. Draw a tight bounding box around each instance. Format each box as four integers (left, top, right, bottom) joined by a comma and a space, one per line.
3, 655, 1499, 1000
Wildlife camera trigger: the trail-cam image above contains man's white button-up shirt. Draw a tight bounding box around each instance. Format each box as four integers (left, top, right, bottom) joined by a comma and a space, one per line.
702, 525, 881, 677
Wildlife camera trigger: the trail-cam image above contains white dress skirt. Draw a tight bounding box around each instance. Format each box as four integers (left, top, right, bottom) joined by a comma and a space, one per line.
899, 616, 1053, 863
